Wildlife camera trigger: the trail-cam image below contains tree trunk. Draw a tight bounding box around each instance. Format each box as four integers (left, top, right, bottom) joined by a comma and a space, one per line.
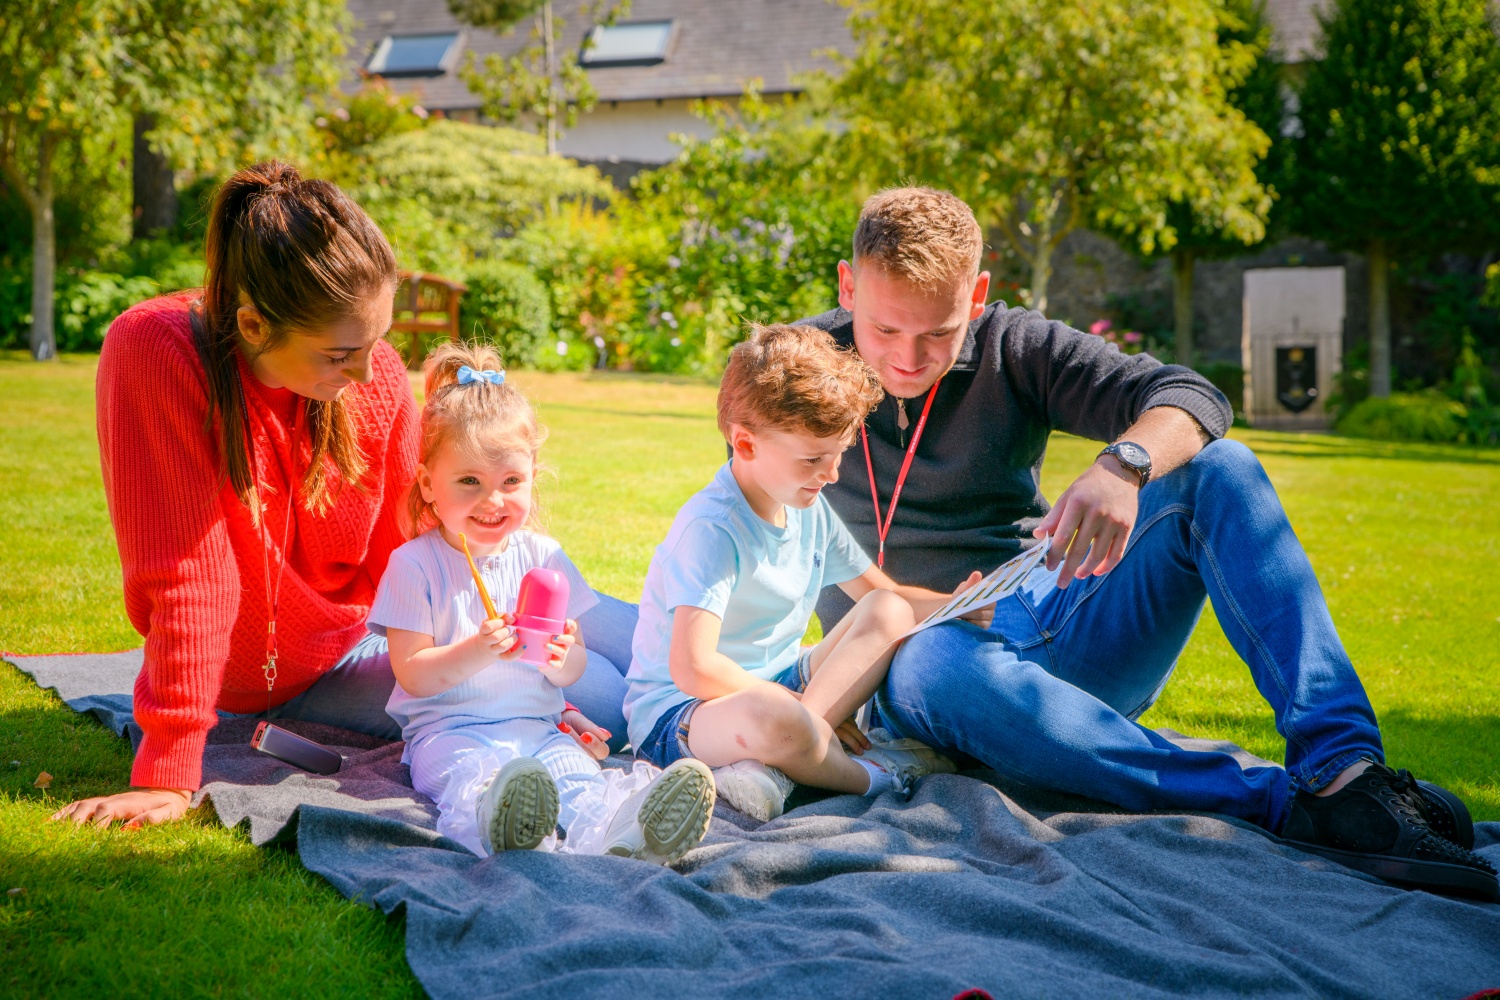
1030, 241, 1053, 315
30, 135, 57, 362
542, 1, 557, 156
1367, 238, 1391, 397
1172, 247, 1195, 368
132, 115, 178, 238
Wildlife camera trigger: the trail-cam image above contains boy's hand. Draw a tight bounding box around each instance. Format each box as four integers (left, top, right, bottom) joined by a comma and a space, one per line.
835, 717, 870, 755
477, 613, 519, 659
538, 619, 580, 676
952, 570, 995, 628
559, 708, 611, 760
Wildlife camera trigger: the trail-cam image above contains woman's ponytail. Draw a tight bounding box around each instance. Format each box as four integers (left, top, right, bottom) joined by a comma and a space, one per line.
193, 162, 398, 515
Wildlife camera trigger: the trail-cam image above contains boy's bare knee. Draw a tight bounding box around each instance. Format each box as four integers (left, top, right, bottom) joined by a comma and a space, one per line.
743, 690, 821, 760
855, 588, 915, 636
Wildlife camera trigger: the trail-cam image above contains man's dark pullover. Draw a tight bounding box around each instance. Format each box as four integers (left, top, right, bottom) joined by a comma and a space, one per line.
798, 304, 1232, 625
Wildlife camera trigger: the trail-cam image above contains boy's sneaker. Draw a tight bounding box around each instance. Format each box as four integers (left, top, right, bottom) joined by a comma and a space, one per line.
476, 756, 559, 854
1281, 762, 1497, 901
860, 734, 958, 799
712, 760, 796, 822
603, 758, 716, 865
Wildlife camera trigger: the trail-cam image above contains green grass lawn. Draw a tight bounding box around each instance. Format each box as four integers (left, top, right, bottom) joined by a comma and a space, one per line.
2, 353, 1497, 996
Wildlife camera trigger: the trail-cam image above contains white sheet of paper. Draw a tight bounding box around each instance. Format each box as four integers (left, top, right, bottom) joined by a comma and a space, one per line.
898, 537, 1052, 639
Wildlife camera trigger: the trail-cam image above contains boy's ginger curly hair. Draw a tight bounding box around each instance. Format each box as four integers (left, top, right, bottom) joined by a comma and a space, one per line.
717, 324, 884, 441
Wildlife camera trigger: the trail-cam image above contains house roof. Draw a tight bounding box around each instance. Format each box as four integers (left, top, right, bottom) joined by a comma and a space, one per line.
345, 0, 1332, 112
344, 0, 855, 110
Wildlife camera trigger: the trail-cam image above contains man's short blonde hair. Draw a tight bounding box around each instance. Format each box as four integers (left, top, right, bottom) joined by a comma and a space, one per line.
718, 324, 883, 441
853, 187, 984, 292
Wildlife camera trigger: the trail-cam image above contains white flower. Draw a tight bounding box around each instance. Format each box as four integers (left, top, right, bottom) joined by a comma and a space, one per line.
556, 340, 568, 356
670, 337, 681, 347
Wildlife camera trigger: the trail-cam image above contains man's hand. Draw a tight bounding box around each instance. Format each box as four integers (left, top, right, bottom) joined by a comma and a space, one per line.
1033, 457, 1139, 589
51, 788, 192, 829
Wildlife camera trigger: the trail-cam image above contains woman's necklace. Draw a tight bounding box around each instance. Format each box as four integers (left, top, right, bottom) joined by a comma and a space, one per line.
235, 367, 300, 713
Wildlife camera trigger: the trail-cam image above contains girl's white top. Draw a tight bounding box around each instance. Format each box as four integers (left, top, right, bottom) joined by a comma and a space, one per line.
368, 528, 598, 746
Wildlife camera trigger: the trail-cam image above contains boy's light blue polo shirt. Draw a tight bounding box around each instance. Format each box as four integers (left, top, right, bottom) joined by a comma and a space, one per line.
623, 462, 872, 749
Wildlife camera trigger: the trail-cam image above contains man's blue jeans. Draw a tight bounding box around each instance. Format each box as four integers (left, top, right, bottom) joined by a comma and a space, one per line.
873, 439, 1383, 833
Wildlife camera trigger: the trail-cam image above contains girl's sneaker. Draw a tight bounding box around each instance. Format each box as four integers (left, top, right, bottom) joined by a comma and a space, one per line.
476, 756, 559, 854
712, 760, 795, 822
603, 758, 716, 865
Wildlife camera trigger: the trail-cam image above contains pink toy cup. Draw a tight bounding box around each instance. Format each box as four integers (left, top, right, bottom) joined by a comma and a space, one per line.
512, 567, 570, 666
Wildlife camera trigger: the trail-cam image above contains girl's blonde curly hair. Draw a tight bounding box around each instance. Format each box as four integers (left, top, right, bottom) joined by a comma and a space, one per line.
405, 341, 549, 538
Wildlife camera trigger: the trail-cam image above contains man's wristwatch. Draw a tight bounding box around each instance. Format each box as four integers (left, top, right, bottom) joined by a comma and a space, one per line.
1098, 441, 1152, 486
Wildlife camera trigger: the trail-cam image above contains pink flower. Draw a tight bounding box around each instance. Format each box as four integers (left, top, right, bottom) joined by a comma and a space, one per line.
1089, 319, 1112, 336
1123, 331, 1143, 344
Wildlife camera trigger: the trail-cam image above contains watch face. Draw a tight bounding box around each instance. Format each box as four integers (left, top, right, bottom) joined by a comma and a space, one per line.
1115, 442, 1150, 470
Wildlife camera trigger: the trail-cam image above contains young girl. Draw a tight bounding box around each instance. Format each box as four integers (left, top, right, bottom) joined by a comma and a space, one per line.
368, 343, 715, 861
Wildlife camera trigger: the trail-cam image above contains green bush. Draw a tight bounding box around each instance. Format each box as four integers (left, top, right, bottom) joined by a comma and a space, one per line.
1335, 390, 1468, 443
55, 271, 160, 351
458, 259, 553, 368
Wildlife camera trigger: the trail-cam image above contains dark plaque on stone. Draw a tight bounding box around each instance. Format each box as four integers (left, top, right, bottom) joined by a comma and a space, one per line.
1276, 345, 1318, 413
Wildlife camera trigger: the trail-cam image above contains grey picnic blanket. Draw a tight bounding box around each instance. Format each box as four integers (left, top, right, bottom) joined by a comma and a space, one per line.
10, 649, 1500, 999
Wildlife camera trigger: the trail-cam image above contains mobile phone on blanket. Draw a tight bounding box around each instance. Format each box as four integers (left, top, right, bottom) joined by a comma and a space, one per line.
251, 721, 343, 775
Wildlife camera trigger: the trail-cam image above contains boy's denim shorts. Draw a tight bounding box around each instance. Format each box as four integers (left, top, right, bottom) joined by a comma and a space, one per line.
635, 648, 813, 769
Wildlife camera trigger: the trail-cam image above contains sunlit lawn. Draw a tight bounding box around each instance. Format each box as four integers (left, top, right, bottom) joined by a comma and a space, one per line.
2, 352, 1497, 995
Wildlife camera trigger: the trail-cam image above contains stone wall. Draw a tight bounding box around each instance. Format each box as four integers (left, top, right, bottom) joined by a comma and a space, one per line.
1009, 228, 1372, 367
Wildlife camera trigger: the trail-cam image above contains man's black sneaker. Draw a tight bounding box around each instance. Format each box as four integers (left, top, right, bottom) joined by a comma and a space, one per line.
1281, 763, 1497, 901
1415, 778, 1474, 850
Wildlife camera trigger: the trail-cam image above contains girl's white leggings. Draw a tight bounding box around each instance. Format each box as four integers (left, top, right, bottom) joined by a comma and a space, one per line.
407, 716, 659, 856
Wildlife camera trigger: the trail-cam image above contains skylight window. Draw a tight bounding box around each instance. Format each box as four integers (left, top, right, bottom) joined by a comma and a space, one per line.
580, 21, 672, 67
367, 33, 461, 76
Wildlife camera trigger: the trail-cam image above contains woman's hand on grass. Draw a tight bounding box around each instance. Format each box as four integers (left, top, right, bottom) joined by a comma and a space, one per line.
558, 707, 611, 760
50, 788, 192, 829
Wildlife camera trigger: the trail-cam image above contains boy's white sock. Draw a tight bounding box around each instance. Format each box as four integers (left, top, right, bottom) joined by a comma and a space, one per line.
855, 756, 898, 796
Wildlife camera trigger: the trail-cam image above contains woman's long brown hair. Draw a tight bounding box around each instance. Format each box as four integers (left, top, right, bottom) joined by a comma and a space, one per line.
192, 161, 398, 515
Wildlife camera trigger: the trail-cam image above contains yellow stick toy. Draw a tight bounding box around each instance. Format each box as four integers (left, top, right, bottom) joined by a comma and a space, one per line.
458, 533, 501, 621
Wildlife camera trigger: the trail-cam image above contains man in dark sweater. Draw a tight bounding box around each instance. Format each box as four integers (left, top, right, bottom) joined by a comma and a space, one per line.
802, 187, 1494, 900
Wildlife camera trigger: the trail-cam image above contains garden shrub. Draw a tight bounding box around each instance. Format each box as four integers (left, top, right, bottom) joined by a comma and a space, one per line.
458, 259, 552, 368
1335, 390, 1467, 443
55, 271, 159, 351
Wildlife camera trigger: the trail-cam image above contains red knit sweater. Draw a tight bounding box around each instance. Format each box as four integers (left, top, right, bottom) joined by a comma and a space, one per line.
96, 294, 419, 790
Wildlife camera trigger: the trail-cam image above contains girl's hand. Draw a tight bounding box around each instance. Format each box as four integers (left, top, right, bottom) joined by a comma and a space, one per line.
538, 619, 580, 676
477, 613, 519, 659
558, 708, 611, 761
51, 788, 192, 829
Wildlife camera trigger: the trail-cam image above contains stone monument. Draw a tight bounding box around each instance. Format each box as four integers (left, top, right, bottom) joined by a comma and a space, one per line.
1241, 266, 1345, 429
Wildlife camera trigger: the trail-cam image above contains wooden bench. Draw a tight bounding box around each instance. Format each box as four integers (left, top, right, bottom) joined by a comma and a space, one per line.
388, 271, 468, 368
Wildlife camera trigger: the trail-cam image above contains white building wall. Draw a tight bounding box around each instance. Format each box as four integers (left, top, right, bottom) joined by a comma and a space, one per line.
557, 97, 732, 164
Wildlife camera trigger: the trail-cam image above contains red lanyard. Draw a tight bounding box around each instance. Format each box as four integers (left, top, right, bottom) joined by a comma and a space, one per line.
860, 378, 941, 568
236, 369, 300, 710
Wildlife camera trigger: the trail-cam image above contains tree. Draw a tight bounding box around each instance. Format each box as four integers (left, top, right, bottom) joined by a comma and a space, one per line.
1162, 0, 1285, 366
0, 0, 350, 359
1288, 0, 1500, 397
447, 0, 625, 155
828, 0, 1271, 314
353, 119, 613, 274
0, 2, 132, 360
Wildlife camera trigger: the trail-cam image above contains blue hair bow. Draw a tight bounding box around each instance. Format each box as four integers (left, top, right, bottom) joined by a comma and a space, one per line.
457, 365, 505, 386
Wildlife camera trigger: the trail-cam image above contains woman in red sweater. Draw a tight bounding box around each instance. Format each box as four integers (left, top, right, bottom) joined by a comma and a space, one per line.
53, 163, 616, 829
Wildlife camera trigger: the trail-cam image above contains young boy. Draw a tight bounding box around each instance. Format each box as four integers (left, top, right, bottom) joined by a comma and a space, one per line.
624, 323, 989, 821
